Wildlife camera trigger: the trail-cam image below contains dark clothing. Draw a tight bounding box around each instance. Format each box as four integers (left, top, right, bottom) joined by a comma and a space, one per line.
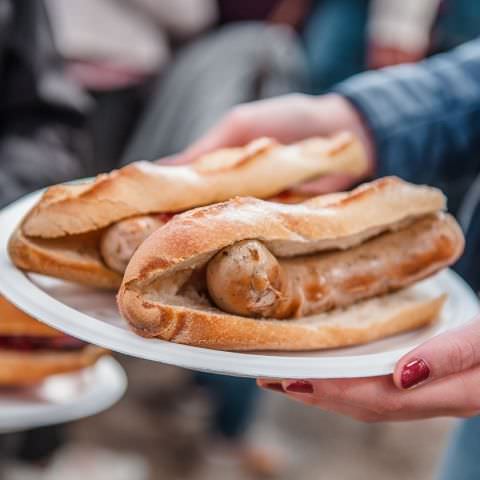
0, 0, 92, 207
303, 0, 368, 93
123, 22, 306, 162
0, 0, 91, 464
217, 0, 281, 23
335, 37, 480, 289
194, 373, 260, 439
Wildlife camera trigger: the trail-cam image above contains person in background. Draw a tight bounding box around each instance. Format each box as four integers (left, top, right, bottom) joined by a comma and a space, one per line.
367, 0, 440, 68
45, 0, 217, 172
0, 0, 93, 474
173, 37, 480, 480
0, 1, 93, 205
217, 0, 311, 30
303, 0, 441, 93
304, 0, 464, 94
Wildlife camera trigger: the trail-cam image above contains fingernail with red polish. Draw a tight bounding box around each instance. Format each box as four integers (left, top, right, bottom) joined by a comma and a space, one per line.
285, 380, 313, 394
401, 359, 430, 389
262, 382, 284, 393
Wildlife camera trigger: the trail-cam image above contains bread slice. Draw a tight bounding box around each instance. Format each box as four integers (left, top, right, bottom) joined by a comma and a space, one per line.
8, 228, 122, 289
0, 346, 107, 386
0, 296, 108, 385
118, 177, 461, 351
120, 285, 446, 351
0, 296, 60, 337
9, 133, 368, 288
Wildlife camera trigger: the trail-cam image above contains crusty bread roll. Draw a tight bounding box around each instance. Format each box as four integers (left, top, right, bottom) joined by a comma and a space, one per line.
8, 133, 367, 289
0, 296, 60, 337
0, 346, 107, 386
0, 296, 107, 386
117, 177, 464, 351
205, 214, 460, 319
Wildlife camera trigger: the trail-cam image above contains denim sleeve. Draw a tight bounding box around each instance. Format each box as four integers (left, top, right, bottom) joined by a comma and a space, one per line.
333, 38, 480, 185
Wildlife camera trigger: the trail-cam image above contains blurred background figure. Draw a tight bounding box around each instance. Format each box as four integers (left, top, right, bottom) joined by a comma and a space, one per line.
303, 0, 480, 93
0, 0, 94, 476
45, 0, 217, 172
121, 0, 308, 163
2, 0, 480, 479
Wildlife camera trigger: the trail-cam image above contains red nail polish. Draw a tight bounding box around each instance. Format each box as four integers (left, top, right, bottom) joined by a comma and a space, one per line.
263, 382, 284, 393
401, 359, 430, 389
285, 380, 313, 394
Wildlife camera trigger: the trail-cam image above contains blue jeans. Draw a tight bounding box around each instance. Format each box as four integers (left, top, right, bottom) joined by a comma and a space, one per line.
303, 0, 369, 94
194, 372, 260, 439
438, 417, 480, 480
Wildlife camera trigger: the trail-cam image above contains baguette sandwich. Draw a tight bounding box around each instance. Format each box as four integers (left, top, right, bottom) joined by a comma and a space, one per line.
8, 133, 367, 289
118, 177, 464, 351
0, 296, 107, 385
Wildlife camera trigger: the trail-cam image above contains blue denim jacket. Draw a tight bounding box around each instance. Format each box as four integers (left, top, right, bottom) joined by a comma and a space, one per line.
335, 38, 480, 290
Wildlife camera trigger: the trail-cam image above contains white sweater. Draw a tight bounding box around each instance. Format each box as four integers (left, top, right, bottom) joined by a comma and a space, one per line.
368, 0, 441, 52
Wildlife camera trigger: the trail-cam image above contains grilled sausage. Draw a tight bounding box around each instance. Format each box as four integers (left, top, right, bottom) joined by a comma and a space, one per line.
206, 213, 463, 319
100, 215, 170, 273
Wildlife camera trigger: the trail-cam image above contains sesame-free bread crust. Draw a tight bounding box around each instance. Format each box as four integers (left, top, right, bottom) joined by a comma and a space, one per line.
21, 133, 367, 238
0, 297, 108, 385
9, 133, 368, 288
118, 177, 461, 351
0, 346, 107, 386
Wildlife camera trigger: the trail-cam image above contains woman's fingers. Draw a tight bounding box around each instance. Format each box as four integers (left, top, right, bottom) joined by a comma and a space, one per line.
260, 364, 480, 421
174, 103, 267, 164
393, 317, 480, 390
257, 379, 381, 422
169, 93, 342, 164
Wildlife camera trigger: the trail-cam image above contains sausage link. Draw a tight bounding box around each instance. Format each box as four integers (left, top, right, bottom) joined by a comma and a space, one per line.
206, 213, 463, 319
100, 215, 169, 273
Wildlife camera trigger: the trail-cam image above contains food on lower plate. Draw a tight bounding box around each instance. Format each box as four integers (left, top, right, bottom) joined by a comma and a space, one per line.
8, 133, 367, 288
0, 296, 107, 386
117, 177, 464, 351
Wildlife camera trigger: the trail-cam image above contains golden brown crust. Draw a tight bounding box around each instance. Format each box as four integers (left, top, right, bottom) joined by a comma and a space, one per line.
8, 227, 122, 289
122, 177, 446, 286
0, 298, 108, 385
117, 177, 459, 351
0, 346, 108, 386
20, 133, 367, 239
0, 296, 60, 337
120, 286, 446, 350
9, 132, 367, 288
9, 133, 368, 288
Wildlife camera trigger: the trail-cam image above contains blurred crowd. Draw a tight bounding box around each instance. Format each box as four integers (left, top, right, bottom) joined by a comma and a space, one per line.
1, 0, 480, 478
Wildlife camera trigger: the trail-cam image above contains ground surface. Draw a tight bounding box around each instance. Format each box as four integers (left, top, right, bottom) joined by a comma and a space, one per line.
1, 356, 455, 479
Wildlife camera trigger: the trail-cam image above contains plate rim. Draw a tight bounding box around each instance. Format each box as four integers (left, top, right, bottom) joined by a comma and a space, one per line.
0, 357, 127, 433
0, 190, 478, 379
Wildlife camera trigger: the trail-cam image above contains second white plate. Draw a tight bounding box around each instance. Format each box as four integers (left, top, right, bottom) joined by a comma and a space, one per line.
0, 357, 127, 434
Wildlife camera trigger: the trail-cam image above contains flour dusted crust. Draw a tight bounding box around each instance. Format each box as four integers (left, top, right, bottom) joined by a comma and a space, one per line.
8, 133, 368, 288
21, 133, 367, 238
118, 177, 459, 351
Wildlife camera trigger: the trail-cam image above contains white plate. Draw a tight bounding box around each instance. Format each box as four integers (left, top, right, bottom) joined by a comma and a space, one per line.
0, 357, 127, 433
0, 191, 478, 379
